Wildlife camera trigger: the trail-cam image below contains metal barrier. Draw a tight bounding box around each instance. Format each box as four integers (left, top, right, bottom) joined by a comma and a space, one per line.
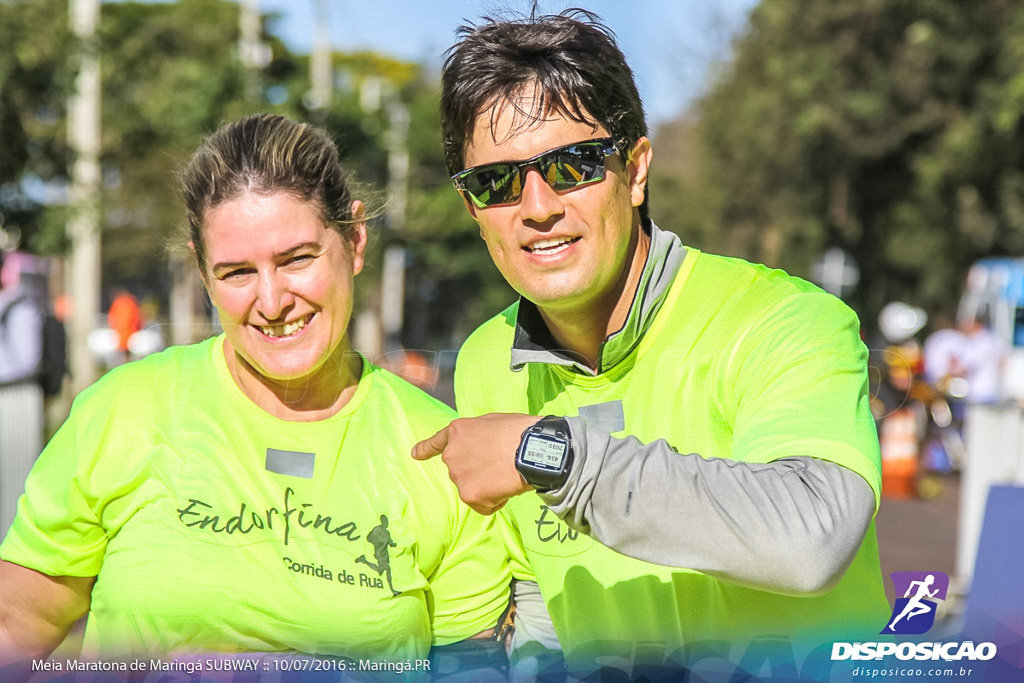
957, 402, 1024, 587
0, 381, 44, 539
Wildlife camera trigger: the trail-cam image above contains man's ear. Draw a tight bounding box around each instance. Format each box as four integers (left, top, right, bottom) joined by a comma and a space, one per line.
626, 137, 653, 209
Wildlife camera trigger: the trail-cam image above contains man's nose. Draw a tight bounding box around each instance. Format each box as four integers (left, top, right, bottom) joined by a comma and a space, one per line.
517, 167, 565, 223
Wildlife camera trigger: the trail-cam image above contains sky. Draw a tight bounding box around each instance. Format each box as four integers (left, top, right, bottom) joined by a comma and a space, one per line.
254, 0, 760, 126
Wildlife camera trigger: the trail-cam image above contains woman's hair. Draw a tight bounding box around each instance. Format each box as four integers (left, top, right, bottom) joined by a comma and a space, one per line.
179, 113, 356, 270
439, 8, 649, 223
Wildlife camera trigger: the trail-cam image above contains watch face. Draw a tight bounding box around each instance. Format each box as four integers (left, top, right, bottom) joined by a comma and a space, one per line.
521, 434, 568, 472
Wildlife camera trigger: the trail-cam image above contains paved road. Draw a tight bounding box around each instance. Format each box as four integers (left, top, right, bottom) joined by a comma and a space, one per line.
875, 472, 961, 604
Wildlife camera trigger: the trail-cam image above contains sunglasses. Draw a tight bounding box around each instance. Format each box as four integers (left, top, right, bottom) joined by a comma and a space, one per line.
451, 137, 626, 208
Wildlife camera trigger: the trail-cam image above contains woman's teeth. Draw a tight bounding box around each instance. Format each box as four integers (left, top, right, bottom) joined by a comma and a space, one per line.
259, 315, 309, 338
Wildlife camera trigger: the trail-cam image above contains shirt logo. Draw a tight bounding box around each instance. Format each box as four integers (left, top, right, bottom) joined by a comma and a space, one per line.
355, 514, 400, 595
881, 570, 949, 635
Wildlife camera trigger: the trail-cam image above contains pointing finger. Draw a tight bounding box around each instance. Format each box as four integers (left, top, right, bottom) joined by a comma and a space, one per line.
411, 425, 450, 461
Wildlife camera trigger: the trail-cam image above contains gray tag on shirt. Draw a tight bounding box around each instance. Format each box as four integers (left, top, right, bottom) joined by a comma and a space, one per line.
578, 400, 626, 433
265, 448, 315, 479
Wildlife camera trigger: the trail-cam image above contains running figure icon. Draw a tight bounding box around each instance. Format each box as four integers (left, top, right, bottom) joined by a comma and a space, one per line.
887, 574, 939, 632
356, 514, 399, 596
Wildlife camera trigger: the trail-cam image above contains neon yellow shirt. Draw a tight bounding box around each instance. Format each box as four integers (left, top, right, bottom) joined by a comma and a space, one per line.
1, 336, 509, 660
455, 248, 888, 666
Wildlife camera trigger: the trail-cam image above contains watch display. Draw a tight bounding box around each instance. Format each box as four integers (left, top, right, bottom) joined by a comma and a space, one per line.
520, 434, 568, 471
515, 416, 574, 491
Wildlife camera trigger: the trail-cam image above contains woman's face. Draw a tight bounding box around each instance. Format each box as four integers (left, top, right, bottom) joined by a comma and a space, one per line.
199, 191, 366, 386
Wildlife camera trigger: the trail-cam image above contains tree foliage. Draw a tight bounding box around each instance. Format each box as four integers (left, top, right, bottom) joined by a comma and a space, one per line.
659, 0, 1024, 332
0, 0, 507, 352
398, 76, 515, 350
0, 0, 72, 247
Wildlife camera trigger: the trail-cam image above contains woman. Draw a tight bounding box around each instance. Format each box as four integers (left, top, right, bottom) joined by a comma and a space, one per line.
0, 114, 509, 667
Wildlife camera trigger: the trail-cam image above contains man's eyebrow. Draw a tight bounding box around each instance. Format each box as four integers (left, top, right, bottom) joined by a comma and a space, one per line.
210, 242, 322, 272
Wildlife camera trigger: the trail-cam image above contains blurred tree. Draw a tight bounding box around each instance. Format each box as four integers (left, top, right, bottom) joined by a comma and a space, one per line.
97, 0, 252, 291
1, 0, 276, 299
0, 0, 72, 250
656, 0, 1024, 334
1, 0, 506, 355
397, 77, 515, 352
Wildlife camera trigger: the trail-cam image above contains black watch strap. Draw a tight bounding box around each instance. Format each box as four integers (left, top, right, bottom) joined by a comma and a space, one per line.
515, 415, 574, 491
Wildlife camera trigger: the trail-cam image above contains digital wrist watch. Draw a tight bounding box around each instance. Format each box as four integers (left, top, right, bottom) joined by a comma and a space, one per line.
515, 416, 574, 492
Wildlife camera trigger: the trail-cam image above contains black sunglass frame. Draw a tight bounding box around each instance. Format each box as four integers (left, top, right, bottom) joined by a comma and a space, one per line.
451, 137, 626, 208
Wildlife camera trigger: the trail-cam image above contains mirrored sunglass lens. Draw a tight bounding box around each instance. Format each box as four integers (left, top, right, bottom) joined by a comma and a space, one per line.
543, 148, 607, 190
463, 164, 519, 205
460, 140, 615, 206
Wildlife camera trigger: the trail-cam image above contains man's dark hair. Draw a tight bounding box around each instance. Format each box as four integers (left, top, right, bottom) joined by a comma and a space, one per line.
440, 7, 650, 224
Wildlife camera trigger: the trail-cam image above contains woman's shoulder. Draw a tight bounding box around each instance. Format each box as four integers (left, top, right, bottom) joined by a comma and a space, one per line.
76, 337, 219, 406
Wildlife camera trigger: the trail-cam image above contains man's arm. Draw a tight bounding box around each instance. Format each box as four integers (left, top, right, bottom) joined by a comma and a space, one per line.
0, 560, 93, 666
413, 414, 875, 595
543, 417, 875, 595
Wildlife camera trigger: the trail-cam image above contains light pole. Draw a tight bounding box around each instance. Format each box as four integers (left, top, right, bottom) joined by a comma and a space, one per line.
381, 97, 409, 352
67, 0, 102, 394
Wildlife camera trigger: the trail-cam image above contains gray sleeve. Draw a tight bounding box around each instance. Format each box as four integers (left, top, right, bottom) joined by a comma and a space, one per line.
508, 580, 564, 683
538, 416, 877, 596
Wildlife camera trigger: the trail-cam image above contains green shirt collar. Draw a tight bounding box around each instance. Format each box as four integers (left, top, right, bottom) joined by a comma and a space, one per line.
509, 222, 687, 375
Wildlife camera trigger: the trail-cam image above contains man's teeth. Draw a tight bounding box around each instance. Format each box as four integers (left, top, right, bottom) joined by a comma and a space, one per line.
259, 316, 309, 338
528, 237, 574, 253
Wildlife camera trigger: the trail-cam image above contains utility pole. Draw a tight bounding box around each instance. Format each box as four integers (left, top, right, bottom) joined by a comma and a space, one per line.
308, 0, 332, 114
239, 0, 263, 101
67, 0, 101, 394
380, 95, 410, 352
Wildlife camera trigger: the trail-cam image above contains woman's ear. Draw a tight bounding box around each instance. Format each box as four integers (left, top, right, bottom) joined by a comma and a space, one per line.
189, 240, 210, 288
349, 200, 369, 275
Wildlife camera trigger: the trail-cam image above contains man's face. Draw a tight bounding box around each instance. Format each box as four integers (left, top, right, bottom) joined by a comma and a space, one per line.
460, 99, 651, 317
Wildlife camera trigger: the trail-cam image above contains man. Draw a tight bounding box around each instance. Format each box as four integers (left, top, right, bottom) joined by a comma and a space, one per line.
0, 252, 46, 539
413, 8, 888, 678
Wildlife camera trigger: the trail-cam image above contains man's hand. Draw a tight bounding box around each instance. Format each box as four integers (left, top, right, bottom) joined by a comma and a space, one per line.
412, 413, 540, 514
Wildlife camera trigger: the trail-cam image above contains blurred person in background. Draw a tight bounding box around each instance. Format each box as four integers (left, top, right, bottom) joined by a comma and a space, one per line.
959, 312, 1008, 404
0, 114, 509, 672
106, 288, 142, 365
923, 313, 968, 396
0, 251, 48, 539
413, 8, 887, 679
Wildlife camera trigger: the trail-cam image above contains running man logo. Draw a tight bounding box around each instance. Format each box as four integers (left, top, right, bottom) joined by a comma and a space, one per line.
881, 571, 950, 635
355, 514, 400, 596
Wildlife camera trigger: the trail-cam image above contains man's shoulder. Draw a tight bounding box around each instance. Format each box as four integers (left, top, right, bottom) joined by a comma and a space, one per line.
670, 252, 863, 352
459, 300, 519, 356
454, 301, 528, 414
689, 251, 852, 316
693, 251, 818, 295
